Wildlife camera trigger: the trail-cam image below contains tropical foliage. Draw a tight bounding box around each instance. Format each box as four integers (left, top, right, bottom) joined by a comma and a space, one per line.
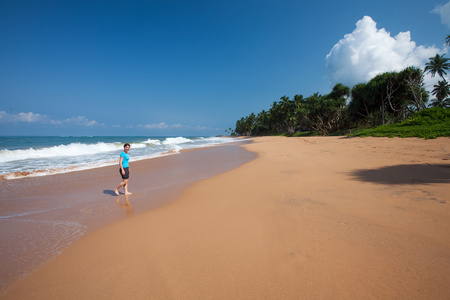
350, 107, 450, 139
234, 40, 450, 137
235, 66, 433, 136
235, 85, 350, 136
424, 54, 450, 79
425, 49, 450, 109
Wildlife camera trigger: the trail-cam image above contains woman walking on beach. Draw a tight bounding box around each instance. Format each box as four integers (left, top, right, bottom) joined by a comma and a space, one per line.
114, 143, 132, 196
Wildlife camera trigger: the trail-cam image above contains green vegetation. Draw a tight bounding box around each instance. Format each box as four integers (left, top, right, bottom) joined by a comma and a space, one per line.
233, 40, 450, 139
349, 107, 450, 139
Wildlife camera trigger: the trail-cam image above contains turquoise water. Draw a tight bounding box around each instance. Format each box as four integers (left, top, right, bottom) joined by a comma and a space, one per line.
0, 136, 237, 179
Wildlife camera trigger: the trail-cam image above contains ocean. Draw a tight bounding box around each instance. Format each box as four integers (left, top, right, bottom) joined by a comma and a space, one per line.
0, 136, 238, 180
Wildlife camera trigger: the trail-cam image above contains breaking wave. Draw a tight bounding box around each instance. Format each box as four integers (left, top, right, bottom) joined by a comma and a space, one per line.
0, 136, 239, 180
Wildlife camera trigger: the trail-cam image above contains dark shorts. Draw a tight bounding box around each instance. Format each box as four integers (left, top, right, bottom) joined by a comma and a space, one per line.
120, 167, 130, 179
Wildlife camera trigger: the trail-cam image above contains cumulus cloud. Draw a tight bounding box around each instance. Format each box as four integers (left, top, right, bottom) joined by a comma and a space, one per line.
0, 111, 209, 132
57, 116, 102, 127
0, 111, 48, 123
432, 1, 450, 28
137, 122, 193, 130
326, 16, 442, 88
0, 111, 102, 127
18, 112, 47, 122
137, 122, 209, 131
138, 122, 170, 129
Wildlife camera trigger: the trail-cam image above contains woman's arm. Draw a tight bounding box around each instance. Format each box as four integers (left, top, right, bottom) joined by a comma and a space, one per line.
119, 156, 125, 174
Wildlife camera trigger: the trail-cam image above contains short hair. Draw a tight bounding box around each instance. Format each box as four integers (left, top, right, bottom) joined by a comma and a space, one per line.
124, 143, 131, 148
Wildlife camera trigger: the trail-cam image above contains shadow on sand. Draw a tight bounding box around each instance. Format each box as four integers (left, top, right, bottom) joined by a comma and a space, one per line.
349, 164, 450, 185
103, 189, 118, 196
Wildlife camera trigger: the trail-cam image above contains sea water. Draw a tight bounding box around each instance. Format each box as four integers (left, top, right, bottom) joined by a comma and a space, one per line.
0, 136, 237, 180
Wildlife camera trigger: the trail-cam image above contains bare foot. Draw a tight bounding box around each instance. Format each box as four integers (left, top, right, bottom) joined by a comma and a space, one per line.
114, 188, 120, 196
125, 192, 132, 195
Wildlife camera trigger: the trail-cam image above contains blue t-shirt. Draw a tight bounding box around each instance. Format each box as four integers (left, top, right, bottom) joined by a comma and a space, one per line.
120, 152, 130, 168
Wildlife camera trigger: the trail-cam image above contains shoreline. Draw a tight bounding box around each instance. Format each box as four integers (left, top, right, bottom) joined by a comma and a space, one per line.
0, 141, 256, 293
2, 136, 450, 299
0, 136, 244, 181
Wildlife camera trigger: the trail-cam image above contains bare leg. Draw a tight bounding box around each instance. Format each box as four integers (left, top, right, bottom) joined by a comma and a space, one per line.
115, 179, 128, 195
124, 179, 132, 195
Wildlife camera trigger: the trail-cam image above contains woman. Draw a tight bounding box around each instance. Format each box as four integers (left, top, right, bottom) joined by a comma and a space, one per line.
114, 143, 132, 195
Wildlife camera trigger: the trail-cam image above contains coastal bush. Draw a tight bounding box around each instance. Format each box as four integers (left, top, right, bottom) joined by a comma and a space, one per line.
398, 107, 450, 126
349, 107, 450, 139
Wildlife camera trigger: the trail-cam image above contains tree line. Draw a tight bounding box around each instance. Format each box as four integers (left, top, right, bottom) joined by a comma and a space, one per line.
234, 38, 450, 136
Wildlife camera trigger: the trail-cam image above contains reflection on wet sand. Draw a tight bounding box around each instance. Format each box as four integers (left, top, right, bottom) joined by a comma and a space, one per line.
115, 195, 133, 215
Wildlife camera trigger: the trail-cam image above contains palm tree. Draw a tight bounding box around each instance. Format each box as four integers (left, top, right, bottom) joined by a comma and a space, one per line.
432, 80, 450, 100
424, 54, 450, 81
431, 80, 450, 108
430, 97, 450, 108
446, 34, 450, 47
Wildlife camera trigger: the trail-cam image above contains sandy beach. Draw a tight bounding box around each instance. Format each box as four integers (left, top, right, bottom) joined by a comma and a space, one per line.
0, 142, 255, 293
2, 136, 450, 299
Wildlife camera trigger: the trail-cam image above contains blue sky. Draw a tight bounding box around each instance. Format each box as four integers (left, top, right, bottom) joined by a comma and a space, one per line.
1, 0, 449, 136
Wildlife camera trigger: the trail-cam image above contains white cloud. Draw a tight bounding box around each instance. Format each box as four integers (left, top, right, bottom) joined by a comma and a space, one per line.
0, 111, 210, 132
137, 122, 210, 131
432, 1, 450, 28
17, 112, 46, 122
138, 122, 170, 129
51, 116, 102, 127
0, 111, 48, 123
326, 16, 442, 88
0, 111, 102, 127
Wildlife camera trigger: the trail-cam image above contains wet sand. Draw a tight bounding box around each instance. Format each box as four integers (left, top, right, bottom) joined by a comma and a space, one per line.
2, 136, 450, 299
0, 142, 255, 293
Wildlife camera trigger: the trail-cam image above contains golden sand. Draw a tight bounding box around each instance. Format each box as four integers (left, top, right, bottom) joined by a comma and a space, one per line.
2, 136, 449, 299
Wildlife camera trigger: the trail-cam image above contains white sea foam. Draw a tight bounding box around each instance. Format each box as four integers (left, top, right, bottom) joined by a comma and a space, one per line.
142, 139, 162, 145
170, 145, 182, 153
162, 137, 193, 145
0, 136, 241, 180
128, 142, 147, 149
0, 142, 122, 163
